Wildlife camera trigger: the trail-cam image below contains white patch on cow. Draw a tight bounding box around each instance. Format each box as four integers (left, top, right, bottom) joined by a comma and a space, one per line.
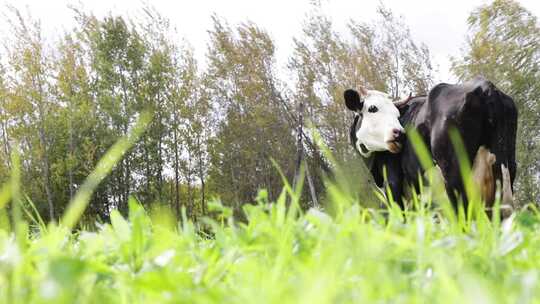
472, 146, 496, 205
354, 90, 404, 156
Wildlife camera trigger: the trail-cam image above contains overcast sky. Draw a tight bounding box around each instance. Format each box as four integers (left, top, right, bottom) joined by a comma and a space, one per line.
2, 0, 539, 83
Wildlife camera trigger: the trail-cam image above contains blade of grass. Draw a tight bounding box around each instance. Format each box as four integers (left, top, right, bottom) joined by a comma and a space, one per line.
407, 127, 457, 227
449, 128, 482, 223
23, 194, 47, 231
0, 182, 11, 210
11, 149, 25, 244
61, 111, 152, 229
406, 126, 433, 172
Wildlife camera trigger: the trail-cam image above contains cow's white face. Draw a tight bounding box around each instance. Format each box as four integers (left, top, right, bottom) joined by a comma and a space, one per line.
344, 88, 405, 157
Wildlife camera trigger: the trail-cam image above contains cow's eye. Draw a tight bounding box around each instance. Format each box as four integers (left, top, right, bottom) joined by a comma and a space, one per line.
368, 105, 378, 113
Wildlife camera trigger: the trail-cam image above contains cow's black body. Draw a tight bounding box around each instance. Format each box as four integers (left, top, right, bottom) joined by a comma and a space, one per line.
350, 77, 518, 209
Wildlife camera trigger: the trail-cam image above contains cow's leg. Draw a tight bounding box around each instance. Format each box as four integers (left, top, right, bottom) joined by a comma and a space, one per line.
387, 167, 404, 209
437, 160, 466, 211
382, 156, 404, 209
431, 127, 468, 211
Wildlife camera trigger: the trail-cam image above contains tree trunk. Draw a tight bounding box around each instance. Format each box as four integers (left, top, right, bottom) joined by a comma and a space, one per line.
186, 155, 194, 220
144, 135, 151, 200
292, 101, 304, 190
1, 118, 12, 169
156, 93, 164, 201
68, 101, 74, 201
173, 125, 180, 220
35, 75, 54, 221
305, 160, 319, 208
293, 101, 319, 208
38, 111, 54, 220
124, 156, 131, 210
157, 132, 163, 201
196, 137, 206, 215
120, 71, 131, 212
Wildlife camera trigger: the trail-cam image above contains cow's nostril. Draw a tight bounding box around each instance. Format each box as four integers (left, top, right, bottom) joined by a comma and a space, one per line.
392, 128, 405, 142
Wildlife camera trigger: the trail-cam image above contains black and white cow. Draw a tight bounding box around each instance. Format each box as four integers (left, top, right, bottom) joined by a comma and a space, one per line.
344, 76, 517, 211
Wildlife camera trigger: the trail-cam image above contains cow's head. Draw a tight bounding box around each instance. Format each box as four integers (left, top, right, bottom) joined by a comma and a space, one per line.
344, 87, 409, 157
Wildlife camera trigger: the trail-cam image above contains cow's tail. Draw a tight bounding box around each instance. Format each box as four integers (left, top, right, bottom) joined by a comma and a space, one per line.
488, 90, 518, 190
481, 88, 518, 217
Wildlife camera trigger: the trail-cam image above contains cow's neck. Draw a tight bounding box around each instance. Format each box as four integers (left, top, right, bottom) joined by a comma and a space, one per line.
362, 153, 375, 171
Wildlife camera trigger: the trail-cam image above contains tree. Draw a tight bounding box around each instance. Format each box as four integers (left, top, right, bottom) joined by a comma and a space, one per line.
84, 15, 148, 213
181, 70, 211, 218
205, 17, 297, 211
5, 8, 56, 220
54, 33, 96, 209
0, 67, 11, 183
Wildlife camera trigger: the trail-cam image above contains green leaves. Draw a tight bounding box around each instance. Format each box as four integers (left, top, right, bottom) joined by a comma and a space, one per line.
49, 256, 87, 287
205, 17, 297, 210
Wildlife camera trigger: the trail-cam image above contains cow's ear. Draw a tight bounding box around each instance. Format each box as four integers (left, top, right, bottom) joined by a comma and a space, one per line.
344, 89, 364, 112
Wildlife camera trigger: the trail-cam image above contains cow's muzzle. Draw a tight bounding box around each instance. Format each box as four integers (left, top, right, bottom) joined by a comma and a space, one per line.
387, 128, 405, 153
387, 141, 403, 153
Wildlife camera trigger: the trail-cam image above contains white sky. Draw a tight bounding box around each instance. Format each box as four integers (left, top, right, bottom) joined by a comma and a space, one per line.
2, 0, 539, 83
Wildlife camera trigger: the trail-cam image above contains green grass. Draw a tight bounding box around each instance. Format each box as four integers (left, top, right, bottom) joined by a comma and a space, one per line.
1, 184, 540, 303
1, 121, 539, 303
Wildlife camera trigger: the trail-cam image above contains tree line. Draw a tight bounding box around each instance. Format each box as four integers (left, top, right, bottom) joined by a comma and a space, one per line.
0, 0, 537, 224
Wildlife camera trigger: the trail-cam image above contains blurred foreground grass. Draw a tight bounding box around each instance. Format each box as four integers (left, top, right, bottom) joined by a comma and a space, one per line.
1, 185, 540, 303
1, 118, 539, 303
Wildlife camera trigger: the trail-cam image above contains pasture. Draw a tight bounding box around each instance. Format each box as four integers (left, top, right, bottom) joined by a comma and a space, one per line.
1, 178, 539, 303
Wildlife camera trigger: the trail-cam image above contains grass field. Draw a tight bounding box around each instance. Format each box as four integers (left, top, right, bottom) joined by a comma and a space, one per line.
1, 183, 540, 303
1, 118, 539, 303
